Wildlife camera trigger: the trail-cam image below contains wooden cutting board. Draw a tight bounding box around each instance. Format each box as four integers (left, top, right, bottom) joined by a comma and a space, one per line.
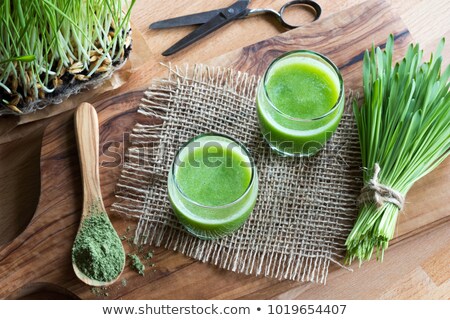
0, 0, 449, 299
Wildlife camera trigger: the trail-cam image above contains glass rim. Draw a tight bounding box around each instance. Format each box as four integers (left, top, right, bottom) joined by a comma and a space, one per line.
170, 132, 256, 209
262, 50, 344, 122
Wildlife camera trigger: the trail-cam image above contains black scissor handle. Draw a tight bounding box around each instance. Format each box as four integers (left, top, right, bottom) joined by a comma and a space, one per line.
279, 0, 321, 29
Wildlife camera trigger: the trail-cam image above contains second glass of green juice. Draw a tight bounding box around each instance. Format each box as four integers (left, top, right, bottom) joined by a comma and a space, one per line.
256, 50, 344, 157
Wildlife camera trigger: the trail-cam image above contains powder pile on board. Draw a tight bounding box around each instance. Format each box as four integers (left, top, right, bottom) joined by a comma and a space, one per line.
128, 254, 145, 276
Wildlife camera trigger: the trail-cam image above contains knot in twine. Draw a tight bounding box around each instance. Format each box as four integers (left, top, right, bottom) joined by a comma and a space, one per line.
358, 163, 405, 210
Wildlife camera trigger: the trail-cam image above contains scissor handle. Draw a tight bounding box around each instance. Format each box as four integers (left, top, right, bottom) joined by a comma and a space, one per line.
247, 0, 321, 29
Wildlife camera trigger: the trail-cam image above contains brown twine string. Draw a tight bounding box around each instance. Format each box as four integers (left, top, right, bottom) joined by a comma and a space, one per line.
358, 163, 405, 210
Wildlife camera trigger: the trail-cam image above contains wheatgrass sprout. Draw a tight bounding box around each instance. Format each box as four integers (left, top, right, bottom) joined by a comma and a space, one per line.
346, 35, 450, 264
0, 0, 136, 114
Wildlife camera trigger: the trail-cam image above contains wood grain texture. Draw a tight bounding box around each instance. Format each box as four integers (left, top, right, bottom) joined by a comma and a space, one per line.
132, 0, 450, 65
0, 0, 449, 300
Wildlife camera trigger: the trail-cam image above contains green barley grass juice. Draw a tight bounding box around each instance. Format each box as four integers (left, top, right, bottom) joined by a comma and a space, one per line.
256, 50, 344, 156
168, 133, 258, 239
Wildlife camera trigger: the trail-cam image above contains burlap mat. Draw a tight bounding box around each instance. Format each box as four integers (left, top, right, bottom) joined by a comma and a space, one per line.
112, 64, 362, 284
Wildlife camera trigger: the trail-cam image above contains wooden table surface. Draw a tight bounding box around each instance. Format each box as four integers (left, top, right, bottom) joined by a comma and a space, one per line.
0, 0, 449, 299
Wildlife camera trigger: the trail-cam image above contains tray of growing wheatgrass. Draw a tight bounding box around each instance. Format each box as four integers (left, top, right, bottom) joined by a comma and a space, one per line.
0, 0, 449, 300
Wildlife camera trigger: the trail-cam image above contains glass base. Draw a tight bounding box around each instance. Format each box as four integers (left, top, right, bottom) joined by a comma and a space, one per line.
182, 224, 244, 241
262, 134, 323, 157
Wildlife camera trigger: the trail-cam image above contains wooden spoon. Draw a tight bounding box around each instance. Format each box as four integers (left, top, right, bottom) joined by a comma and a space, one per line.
72, 102, 125, 286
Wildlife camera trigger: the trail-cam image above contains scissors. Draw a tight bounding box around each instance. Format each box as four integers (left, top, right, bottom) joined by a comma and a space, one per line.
150, 0, 322, 56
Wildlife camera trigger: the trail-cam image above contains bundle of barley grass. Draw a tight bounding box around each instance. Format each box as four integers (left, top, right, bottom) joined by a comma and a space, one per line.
346, 35, 450, 264
0, 0, 135, 115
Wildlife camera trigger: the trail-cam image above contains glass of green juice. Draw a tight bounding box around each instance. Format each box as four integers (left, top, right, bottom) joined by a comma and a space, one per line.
167, 133, 258, 240
256, 50, 344, 157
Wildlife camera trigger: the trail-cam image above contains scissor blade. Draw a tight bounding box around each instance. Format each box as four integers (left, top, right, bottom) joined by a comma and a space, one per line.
150, 9, 222, 29
162, 1, 250, 56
